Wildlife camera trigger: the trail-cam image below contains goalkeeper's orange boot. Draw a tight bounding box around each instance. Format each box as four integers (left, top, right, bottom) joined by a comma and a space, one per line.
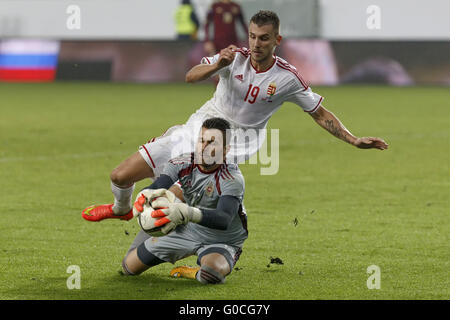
170, 266, 200, 280
82, 204, 133, 222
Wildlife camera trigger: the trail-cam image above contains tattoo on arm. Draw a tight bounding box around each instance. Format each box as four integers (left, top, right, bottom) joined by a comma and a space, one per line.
311, 105, 356, 145
324, 119, 344, 140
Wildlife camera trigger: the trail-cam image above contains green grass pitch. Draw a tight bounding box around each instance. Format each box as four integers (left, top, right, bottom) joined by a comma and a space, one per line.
0, 82, 448, 300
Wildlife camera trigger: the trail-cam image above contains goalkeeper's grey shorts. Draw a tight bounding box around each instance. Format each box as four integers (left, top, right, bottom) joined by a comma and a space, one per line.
127, 226, 244, 270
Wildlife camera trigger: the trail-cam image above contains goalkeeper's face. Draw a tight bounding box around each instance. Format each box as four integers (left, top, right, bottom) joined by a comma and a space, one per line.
195, 127, 229, 169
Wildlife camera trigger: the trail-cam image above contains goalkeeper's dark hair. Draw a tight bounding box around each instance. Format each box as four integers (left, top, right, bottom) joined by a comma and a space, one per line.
250, 10, 280, 34
202, 117, 231, 146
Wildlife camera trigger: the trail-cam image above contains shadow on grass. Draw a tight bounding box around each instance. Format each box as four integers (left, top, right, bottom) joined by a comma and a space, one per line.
4, 271, 206, 300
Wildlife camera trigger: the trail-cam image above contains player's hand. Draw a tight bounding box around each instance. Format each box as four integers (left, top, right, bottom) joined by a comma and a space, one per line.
216, 45, 236, 69
150, 202, 202, 234
132, 188, 176, 217
353, 137, 389, 150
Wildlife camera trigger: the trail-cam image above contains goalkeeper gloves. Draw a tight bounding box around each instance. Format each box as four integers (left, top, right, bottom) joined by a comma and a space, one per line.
150, 200, 202, 235
132, 188, 176, 217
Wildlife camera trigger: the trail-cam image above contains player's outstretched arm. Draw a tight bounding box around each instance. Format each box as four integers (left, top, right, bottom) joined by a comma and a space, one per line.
310, 105, 389, 150
185, 46, 236, 83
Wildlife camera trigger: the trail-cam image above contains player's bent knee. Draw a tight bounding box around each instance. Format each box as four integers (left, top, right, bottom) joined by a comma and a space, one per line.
121, 257, 138, 276
207, 261, 229, 277
200, 253, 231, 277
197, 265, 226, 285
121, 250, 145, 276
121, 246, 162, 276
110, 168, 132, 187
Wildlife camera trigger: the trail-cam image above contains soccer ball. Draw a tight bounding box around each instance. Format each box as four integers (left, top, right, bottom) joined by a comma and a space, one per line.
135, 189, 177, 237
135, 191, 176, 237
137, 204, 166, 237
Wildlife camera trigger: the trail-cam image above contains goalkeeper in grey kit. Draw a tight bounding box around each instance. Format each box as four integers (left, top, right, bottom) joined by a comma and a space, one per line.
122, 118, 247, 284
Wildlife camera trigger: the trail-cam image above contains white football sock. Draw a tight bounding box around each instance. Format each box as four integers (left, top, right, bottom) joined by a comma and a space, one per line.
111, 182, 135, 215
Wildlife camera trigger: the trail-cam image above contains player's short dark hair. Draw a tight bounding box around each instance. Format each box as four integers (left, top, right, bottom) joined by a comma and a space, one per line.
250, 10, 280, 34
202, 117, 231, 146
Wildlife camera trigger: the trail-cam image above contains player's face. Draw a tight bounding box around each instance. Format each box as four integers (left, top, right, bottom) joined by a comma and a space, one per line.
195, 127, 227, 168
248, 22, 281, 63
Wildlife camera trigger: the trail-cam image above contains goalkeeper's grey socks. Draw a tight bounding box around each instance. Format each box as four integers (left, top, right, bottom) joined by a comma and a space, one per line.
196, 265, 225, 284
111, 182, 135, 214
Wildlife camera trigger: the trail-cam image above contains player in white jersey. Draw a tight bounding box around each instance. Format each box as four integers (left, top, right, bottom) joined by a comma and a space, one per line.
82, 10, 388, 222
198, 48, 322, 128
122, 118, 246, 284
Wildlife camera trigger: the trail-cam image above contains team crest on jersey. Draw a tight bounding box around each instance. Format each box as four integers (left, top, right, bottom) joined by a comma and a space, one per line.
266, 82, 277, 102
205, 181, 215, 197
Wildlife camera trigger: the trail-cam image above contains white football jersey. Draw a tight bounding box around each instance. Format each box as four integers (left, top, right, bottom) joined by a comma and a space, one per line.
201, 47, 324, 129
